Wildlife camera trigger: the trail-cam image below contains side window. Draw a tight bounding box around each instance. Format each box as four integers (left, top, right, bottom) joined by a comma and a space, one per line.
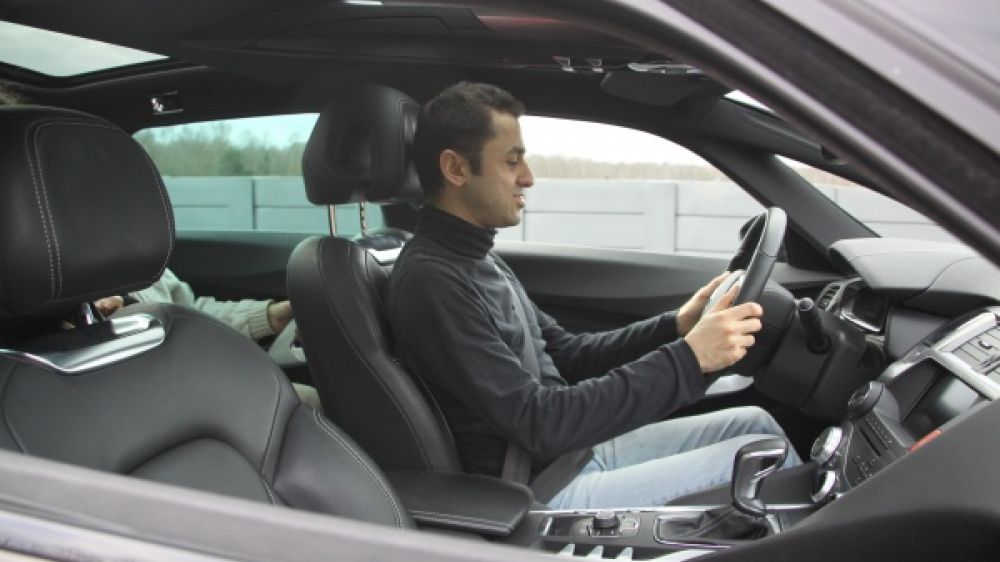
135, 114, 383, 236
785, 160, 960, 244
509, 116, 760, 258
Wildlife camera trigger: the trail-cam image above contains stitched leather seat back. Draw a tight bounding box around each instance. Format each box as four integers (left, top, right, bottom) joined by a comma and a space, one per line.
0, 106, 412, 529
289, 232, 462, 473
291, 84, 463, 474
0, 303, 298, 502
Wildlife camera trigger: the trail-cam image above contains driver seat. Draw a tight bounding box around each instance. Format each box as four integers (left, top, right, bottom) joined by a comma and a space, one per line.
0, 105, 411, 529
288, 85, 463, 474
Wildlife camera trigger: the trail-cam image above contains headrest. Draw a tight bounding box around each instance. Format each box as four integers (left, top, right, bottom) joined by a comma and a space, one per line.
0, 106, 174, 319
302, 84, 422, 205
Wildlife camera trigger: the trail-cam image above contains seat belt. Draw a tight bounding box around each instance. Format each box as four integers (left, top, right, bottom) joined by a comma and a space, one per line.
492, 258, 537, 485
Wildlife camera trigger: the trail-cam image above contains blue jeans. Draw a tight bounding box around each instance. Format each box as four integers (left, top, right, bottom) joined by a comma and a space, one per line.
548, 406, 801, 509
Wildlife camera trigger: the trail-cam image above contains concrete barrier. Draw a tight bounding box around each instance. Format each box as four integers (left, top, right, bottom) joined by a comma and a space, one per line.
164, 176, 956, 254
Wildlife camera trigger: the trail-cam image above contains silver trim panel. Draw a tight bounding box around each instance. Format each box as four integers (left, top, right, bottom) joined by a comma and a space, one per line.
880, 307, 1000, 400
0, 314, 165, 374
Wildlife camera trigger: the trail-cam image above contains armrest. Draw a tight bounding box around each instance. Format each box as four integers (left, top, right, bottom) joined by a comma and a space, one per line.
388, 471, 533, 537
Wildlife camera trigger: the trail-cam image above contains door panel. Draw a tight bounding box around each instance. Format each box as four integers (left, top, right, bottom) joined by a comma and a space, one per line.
496, 240, 841, 333
171, 231, 314, 300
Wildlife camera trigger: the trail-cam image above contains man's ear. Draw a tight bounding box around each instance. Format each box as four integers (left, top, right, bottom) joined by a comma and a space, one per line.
439, 149, 469, 188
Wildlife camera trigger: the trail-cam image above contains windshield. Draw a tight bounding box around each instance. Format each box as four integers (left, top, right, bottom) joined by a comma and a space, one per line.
785, 159, 960, 244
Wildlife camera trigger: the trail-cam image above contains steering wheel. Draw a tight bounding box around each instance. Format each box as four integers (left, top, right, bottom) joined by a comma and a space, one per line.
702, 207, 787, 316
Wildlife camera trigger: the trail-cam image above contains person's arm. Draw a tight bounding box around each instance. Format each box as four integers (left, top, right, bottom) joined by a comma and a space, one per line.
533, 272, 729, 383
536, 307, 680, 384
131, 268, 289, 340
390, 261, 707, 461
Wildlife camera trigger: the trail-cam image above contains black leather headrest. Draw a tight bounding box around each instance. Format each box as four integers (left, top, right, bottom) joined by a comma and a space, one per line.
302, 84, 422, 205
0, 106, 174, 319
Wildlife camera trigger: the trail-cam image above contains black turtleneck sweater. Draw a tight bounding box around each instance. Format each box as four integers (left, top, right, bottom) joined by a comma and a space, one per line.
386, 205, 706, 479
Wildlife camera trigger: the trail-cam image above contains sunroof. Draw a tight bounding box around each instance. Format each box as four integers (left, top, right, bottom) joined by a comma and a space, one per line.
0, 20, 166, 77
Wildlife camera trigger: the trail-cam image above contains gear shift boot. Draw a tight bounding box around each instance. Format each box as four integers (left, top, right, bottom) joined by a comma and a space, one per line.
654, 505, 772, 542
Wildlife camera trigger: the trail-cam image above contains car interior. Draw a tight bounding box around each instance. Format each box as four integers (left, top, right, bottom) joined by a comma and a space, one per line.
0, 1, 999, 561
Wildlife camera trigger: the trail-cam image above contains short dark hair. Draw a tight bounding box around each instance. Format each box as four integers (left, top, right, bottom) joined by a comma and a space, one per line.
413, 82, 525, 199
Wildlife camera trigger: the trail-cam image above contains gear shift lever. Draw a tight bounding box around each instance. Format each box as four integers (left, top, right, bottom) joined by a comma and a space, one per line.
731, 437, 789, 517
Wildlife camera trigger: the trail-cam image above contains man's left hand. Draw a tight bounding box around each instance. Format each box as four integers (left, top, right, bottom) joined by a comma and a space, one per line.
676, 271, 729, 337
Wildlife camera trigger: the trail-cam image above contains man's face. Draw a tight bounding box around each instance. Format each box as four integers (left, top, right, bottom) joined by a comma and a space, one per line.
461, 110, 534, 229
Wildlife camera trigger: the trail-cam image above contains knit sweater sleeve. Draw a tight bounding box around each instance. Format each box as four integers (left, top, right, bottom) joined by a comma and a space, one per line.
390, 259, 707, 460
535, 303, 681, 384
131, 268, 275, 340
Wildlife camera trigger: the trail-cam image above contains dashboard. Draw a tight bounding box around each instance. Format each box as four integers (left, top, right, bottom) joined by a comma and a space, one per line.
809, 298, 1000, 497
805, 238, 1000, 498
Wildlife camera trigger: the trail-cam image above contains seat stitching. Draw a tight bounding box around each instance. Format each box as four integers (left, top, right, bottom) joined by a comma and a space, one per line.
31, 124, 66, 298
311, 409, 403, 528
346, 245, 452, 463
314, 240, 438, 469
31, 120, 175, 289
176, 311, 284, 473
260, 477, 279, 506
408, 509, 510, 529
22, 121, 56, 299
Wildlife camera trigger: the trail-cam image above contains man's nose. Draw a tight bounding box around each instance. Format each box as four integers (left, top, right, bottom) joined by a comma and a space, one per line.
519, 161, 534, 188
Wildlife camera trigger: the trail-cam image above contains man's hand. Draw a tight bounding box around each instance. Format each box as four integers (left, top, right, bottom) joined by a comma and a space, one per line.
676, 271, 730, 337
683, 285, 763, 374
93, 296, 125, 316
267, 300, 294, 333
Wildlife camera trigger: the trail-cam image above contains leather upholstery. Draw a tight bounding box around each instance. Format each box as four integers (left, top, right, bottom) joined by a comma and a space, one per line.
388, 471, 533, 537
0, 106, 174, 319
302, 84, 422, 204
0, 107, 412, 529
288, 234, 462, 472
291, 84, 464, 474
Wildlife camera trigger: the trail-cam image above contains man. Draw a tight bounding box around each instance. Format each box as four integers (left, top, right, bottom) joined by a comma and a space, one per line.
386, 82, 798, 509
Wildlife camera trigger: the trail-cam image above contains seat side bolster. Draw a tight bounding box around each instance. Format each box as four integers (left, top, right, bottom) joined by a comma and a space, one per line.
272, 405, 414, 529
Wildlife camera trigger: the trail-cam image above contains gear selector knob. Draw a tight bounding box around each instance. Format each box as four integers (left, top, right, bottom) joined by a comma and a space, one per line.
731, 437, 789, 517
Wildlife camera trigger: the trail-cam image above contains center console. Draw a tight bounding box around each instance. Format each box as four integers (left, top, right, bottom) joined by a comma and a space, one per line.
499, 307, 1000, 559
809, 307, 998, 501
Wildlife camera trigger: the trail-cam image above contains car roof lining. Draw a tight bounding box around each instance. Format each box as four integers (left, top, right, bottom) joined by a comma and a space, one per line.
0, 0, 874, 188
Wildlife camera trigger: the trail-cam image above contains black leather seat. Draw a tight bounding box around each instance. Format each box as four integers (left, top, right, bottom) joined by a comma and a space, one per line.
289, 85, 463, 474
0, 105, 412, 529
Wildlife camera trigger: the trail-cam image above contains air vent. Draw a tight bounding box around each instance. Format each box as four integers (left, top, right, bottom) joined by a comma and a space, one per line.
953, 326, 1000, 374
816, 284, 841, 310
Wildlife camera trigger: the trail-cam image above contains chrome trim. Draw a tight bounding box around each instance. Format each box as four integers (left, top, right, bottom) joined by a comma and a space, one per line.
838, 279, 885, 333
810, 426, 844, 466
880, 307, 1000, 400
532, 505, 724, 516
538, 516, 553, 537
0, 314, 165, 374
817, 278, 856, 312
366, 246, 402, 265
810, 470, 838, 504
78, 302, 99, 326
